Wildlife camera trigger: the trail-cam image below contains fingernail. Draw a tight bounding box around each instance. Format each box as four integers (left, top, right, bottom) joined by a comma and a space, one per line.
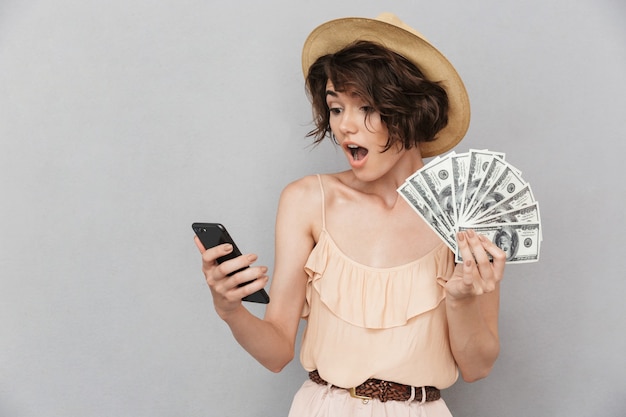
457, 232, 465, 241
247, 254, 258, 262
223, 244, 233, 252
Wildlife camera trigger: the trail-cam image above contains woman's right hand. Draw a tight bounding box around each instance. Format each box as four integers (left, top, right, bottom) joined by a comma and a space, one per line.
194, 236, 269, 319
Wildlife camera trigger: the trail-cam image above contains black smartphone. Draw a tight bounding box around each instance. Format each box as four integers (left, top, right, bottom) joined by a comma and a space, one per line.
192, 222, 270, 304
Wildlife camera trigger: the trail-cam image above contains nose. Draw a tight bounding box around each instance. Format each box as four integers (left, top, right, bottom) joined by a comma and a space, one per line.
338, 108, 359, 135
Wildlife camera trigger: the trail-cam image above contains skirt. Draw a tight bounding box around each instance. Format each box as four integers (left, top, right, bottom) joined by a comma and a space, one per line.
287, 380, 453, 417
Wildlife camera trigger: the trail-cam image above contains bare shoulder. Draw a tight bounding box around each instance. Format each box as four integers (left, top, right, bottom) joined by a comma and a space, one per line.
279, 175, 322, 215
280, 174, 321, 199
280, 173, 351, 212
277, 174, 324, 240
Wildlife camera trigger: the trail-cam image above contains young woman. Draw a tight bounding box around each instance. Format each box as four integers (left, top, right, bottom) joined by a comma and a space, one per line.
195, 13, 506, 416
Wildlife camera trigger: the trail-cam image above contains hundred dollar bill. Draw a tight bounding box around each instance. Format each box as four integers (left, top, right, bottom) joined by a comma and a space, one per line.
450, 152, 470, 223
473, 183, 536, 222
407, 168, 455, 232
466, 164, 528, 221
473, 202, 541, 226
463, 157, 510, 221
418, 152, 457, 229
398, 182, 457, 252
476, 201, 543, 243
459, 150, 505, 221
456, 223, 541, 264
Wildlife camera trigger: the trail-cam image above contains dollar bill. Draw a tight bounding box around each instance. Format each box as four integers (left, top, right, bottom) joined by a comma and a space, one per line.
459, 150, 505, 221
463, 157, 511, 221
450, 152, 470, 223
456, 223, 541, 263
418, 152, 457, 229
465, 164, 528, 221
474, 202, 541, 225
473, 184, 536, 222
398, 182, 457, 252
407, 169, 455, 232
399, 149, 541, 264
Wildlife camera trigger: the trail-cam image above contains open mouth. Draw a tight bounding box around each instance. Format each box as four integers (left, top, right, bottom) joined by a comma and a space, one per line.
347, 144, 369, 161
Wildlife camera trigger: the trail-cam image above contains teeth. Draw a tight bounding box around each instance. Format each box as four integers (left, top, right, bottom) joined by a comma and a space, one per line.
347, 144, 359, 159
346, 144, 367, 160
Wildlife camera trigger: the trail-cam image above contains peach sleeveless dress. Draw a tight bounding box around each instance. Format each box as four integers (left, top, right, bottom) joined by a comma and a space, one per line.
287, 175, 458, 417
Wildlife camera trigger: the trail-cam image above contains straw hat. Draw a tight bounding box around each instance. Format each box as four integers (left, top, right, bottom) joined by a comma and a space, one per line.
301, 13, 470, 157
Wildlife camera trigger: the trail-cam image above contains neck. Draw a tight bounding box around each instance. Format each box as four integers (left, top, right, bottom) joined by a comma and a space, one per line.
355, 147, 425, 208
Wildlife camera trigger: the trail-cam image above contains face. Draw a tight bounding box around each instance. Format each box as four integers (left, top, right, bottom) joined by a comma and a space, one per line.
496, 234, 512, 255
326, 81, 407, 182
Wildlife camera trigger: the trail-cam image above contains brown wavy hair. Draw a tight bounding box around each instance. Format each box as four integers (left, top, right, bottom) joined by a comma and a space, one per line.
305, 40, 449, 152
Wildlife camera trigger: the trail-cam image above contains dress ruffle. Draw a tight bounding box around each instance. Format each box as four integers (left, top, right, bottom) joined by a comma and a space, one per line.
303, 230, 454, 329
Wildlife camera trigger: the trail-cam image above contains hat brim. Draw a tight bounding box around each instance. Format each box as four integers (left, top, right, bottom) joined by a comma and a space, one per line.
302, 16, 470, 158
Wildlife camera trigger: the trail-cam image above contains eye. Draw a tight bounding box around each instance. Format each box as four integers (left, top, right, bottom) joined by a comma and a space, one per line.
329, 107, 342, 115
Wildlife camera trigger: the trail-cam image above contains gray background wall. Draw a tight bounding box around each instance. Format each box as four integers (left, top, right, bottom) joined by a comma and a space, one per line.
1, 0, 625, 416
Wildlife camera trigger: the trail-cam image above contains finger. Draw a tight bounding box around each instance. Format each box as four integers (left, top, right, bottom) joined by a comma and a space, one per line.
239, 274, 270, 299
462, 258, 477, 287
464, 229, 491, 265
478, 234, 506, 275
460, 230, 498, 294
199, 243, 234, 266
456, 232, 477, 287
213, 264, 269, 303
468, 232, 505, 293
456, 230, 474, 264
194, 236, 206, 253
216, 253, 259, 278
226, 265, 269, 291
222, 274, 270, 304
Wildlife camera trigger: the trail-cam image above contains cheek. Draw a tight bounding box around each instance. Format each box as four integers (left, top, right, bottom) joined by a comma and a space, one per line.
368, 117, 390, 146
366, 113, 384, 132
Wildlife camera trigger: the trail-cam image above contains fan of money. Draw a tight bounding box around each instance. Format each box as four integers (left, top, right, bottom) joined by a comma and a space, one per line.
398, 149, 542, 263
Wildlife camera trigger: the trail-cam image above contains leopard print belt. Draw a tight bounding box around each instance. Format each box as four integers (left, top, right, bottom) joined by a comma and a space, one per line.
308, 370, 441, 403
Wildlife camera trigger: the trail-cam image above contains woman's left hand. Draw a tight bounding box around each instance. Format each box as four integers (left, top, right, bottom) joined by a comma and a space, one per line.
445, 229, 506, 301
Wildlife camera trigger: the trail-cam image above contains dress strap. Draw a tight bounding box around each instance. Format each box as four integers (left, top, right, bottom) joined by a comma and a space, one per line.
315, 174, 326, 229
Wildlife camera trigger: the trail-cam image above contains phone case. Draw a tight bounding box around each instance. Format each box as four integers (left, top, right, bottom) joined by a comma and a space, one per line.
192, 223, 270, 304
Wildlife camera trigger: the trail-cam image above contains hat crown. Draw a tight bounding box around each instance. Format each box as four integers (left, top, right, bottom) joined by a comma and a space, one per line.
374, 12, 429, 42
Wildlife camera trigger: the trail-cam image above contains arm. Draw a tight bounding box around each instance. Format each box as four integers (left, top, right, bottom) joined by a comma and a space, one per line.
445, 229, 505, 382
195, 177, 318, 372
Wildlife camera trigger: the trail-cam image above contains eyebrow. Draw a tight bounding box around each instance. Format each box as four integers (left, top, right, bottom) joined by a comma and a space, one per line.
325, 90, 338, 97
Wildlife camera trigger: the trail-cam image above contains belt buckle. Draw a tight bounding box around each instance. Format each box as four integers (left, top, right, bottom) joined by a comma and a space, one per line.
349, 387, 371, 404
